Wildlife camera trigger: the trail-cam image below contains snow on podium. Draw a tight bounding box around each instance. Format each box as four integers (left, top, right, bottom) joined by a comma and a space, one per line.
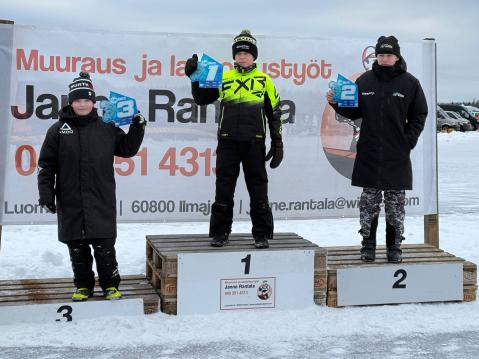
0, 228, 476, 321
145, 229, 476, 315
0, 275, 160, 324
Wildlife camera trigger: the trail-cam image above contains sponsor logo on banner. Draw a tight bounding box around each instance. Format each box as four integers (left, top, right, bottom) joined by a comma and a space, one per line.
321, 72, 363, 179
362, 45, 376, 70
220, 277, 276, 310
257, 280, 273, 300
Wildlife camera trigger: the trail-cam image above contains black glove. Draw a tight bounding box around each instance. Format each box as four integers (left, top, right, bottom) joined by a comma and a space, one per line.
265, 140, 284, 169
39, 200, 56, 214
185, 54, 198, 78
132, 112, 146, 129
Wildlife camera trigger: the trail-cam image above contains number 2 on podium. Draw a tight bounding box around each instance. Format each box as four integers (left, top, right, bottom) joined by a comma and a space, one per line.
393, 269, 407, 289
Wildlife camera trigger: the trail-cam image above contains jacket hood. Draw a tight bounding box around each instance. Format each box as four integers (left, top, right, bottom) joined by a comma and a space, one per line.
372, 56, 407, 81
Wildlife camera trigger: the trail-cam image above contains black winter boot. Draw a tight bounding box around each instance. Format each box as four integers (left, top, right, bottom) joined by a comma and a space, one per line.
386, 222, 403, 263
360, 217, 378, 262
254, 236, 269, 249
250, 201, 274, 240
209, 202, 233, 238
211, 233, 229, 247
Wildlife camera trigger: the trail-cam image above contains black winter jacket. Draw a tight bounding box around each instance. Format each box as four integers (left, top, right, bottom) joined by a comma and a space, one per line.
38, 106, 145, 242
332, 59, 428, 190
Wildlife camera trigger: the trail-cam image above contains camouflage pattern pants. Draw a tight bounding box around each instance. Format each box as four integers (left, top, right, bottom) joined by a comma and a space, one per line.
359, 188, 406, 237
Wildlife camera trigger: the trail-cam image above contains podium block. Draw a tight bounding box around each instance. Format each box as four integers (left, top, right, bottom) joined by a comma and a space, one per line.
0, 275, 160, 314
0, 299, 144, 324
326, 244, 477, 307
145, 232, 327, 314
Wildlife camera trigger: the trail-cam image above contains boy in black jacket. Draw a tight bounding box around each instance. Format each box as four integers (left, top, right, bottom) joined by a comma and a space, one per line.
326, 36, 428, 263
38, 72, 146, 301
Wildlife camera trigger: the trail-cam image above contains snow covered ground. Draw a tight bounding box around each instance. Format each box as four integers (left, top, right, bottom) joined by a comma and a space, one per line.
1, 132, 478, 358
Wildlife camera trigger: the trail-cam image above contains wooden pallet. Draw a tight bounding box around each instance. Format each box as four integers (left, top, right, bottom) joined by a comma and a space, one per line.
0, 274, 160, 314
146, 232, 327, 314
326, 244, 477, 307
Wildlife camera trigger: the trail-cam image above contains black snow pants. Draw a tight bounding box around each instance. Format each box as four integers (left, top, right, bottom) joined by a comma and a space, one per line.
66, 238, 120, 291
209, 139, 273, 239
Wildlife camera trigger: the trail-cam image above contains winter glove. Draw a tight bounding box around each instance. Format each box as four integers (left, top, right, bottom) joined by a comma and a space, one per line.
265, 140, 284, 169
132, 112, 146, 129
39, 200, 56, 214
185, 54, 198, 78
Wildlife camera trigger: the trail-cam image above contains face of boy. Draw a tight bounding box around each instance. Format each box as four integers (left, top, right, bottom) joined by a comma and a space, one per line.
234, 51, 254, 68
71, 99, 94, 116
376, 53, 399, 66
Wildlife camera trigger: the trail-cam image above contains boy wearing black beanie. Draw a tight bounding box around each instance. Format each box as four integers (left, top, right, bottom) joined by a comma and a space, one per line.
327, 36, 428, 263
38, 72, 146, 301
184, 30, 283, 249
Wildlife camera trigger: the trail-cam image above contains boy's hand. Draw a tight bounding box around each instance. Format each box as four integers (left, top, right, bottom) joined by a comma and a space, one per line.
39, 201, 57, 214
132, 112, 146, 128
265, 140, 284, 169
185, 54, 198, 77
326, 90, 336, 104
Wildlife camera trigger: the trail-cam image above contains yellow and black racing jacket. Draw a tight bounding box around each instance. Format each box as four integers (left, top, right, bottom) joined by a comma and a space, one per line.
191, 64, 282, 142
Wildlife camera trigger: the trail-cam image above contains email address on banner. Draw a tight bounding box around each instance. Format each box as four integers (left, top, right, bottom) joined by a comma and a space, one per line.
269, 196, 420, 212
119, 196, 420, 216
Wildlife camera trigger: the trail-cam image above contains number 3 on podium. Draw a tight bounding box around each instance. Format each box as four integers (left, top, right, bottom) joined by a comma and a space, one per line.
56, 305, 73, 322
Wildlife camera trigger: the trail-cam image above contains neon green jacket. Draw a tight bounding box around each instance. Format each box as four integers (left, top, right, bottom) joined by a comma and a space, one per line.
192, 64, 282, 142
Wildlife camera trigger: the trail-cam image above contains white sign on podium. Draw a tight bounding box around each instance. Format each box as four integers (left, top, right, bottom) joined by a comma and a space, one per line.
337, 263, 463, 306
0, 299, 144, 325
177, 250, 314, 315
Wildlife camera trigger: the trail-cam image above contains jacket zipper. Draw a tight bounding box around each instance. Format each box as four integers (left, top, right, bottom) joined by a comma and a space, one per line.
378, 81, 387, 187
219, 106, 225, 130
261, 108, 266, 134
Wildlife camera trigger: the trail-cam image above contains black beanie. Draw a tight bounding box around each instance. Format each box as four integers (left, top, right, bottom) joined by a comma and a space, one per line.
68, 72, 96, 104
232, 29, 258, 60
375, 35, 401, 58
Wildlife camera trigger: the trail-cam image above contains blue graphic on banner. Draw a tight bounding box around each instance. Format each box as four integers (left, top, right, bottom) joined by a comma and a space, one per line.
329, 74, 358, 107
100, 92, 138, 126
189, 53, 223, 88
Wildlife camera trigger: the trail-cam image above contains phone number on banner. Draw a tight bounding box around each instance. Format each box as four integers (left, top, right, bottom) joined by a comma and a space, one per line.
14, 145, 217, 177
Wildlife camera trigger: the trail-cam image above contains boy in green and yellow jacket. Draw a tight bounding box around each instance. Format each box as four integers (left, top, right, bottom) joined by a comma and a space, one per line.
185, 30, 283, 249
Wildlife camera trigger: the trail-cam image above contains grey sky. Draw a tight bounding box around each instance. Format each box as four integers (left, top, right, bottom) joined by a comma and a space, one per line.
1, 0, 478, 102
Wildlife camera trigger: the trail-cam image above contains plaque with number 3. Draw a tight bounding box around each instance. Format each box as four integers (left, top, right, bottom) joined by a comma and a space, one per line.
100, 91, 139, 127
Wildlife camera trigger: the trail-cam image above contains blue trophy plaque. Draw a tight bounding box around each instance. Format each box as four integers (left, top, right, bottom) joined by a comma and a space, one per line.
329, 74, 358, 107
100, 92, 138, 126
189, 53, 223, 88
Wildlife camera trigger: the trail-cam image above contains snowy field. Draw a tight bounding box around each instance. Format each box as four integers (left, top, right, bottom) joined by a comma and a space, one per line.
0, 132, 478, 358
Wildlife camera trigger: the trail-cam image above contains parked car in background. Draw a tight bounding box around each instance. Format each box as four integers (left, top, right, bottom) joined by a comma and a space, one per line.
445, 111, 474, 131
465, 105, 479, 119
439, 104, 478, 130
436, 107, 461, 132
